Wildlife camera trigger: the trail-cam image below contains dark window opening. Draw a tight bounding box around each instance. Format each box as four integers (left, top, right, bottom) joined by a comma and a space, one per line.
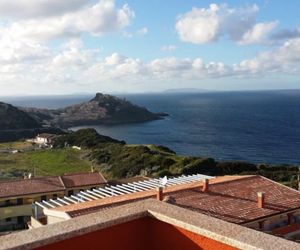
17, 216, 24, 224
41, 195, 47, 201
17, 198, 23, 205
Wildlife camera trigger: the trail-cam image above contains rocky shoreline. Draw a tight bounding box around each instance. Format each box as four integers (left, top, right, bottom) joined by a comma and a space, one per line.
0, 93, 168, 142
22, 93, 168, 128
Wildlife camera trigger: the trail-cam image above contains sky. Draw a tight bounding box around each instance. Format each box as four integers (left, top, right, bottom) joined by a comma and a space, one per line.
0, 0, 300, 95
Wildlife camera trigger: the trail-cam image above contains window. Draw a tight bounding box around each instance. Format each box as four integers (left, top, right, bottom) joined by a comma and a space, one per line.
41, 195, 47, 201
68, 190, 74, 196
6, 217, 11, 222
17, 198, 23, 205
5, 200, 11, 206
53, 194, 58, 199
17, 216, 23, 224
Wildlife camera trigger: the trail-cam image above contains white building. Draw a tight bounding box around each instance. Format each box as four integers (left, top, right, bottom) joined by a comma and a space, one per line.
35, 133, 56, 145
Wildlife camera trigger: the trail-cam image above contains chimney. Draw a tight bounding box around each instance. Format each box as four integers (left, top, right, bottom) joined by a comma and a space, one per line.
257, 192, 265, 208
202, 179, 209, 192
157, 187, 163, 201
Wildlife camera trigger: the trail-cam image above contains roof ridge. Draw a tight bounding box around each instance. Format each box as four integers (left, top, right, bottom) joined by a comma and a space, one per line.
98, 172, 107, 183
209, 175, 256, 186
0, 175, 60, 184
0, 171, 103, 184
259, 175, 300, 194
58, 176, 66, 189
62, 172, 96, 176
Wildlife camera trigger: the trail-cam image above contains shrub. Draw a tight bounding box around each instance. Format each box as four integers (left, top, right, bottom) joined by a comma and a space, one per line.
157, 169, 173, 177
181, 158, 217, 175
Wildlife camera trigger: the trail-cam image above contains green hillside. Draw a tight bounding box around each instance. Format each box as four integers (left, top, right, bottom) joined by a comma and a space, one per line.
0, 102, 40, 130
1, 129, 299, 189
0, 148, 90, 180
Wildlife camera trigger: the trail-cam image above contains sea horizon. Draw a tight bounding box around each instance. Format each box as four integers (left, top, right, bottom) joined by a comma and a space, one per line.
1, 88, 300, 99
2, 90, 300, 165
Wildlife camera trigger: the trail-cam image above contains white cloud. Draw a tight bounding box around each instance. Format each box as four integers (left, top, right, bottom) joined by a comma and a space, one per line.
47, 38, 300, 86
0, 0, 90, 19
101, 55, 232, 80
175, 4, 221, 44
122, 27, 148, 39
3, 37, 300, 94
1, 33, 300, 94
161, 45, 177, 51
137, 27, 148, 35
271, 27, 300, 40
151, 57, 192, 73
105, 53, 127, 65
175, 3, 277, 45
235, 38, 300, 74
51, 41, 95, 69
0, 0, 134, 41
0, 40, 232, 87
104, 53, 147, 78
239, 21, 278, 45
0, 36, 51, 64
113, 58, 145, 77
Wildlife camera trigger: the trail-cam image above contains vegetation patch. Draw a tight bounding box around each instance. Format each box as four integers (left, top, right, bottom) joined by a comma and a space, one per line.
57, 129, 300, 188
1, 128, 299, 190
0, 148, 90, 180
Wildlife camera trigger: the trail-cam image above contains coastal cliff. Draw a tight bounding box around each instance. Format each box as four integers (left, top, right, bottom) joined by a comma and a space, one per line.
0, 93, 167, 142
24, 93, 167, 128
0, 102, 63, 142
0, 102, 40, 130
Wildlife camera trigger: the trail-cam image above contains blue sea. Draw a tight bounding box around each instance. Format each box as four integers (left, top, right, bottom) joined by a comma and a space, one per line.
2, 90, 300, 165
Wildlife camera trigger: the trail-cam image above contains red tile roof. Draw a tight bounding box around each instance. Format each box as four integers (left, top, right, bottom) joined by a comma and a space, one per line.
170, 175, 300, 224
0, 172, 107, 199
53, 175, 300, 225
61, 172, 107, 188
54, 176, 250, 217
37, 133, 56, 139
0, 177, 65, 199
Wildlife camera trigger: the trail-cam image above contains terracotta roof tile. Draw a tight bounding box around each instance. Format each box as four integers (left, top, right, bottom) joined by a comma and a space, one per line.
53, 175, 250, 217
53, 175, 300, 225
170, 175, 300, 224
61, 172, 107, 188
37, 133, 56, 139
0, 172, 107, 199
0, 177, 65, 199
